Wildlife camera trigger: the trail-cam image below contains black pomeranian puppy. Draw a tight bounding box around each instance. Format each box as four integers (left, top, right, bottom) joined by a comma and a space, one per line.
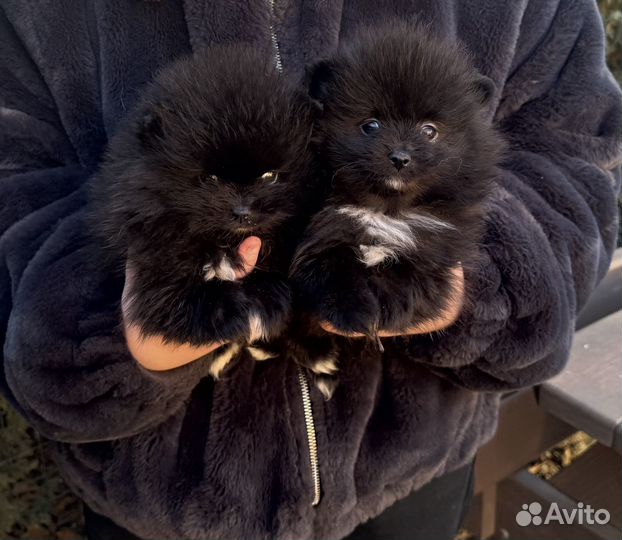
90, 46, 317, 375
289, 23, 503, 398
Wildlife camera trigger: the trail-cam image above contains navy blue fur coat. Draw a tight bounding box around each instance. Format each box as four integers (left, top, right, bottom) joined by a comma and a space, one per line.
0, 1, 620, 538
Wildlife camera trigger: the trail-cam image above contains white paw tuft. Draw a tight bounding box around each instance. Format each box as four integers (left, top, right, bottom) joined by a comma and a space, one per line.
208, 343, 241, 379
246, 346, 277, 361
310, 356, 338, 375
248, 312, 268, 343
316, 378, 336, 400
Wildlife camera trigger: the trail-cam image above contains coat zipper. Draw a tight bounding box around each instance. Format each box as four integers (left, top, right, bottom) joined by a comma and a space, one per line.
268, 0, 283, 73
267, 0, 321, 508
296, 365, 322, 506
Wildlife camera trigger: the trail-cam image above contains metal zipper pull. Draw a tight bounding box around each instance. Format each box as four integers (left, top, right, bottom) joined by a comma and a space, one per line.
296, 365, 321, 506
268, 0, 283, 72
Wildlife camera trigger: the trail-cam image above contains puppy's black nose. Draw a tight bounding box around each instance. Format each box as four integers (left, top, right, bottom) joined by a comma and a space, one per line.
232, 205, 251, 218
388, 150, 411, 170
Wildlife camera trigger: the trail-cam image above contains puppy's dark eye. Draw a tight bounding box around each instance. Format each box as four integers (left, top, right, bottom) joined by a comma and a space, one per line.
260, 171, 279, 183
360, 119, 380, 135
421, 123, 439, 141
200, 174, 220, 184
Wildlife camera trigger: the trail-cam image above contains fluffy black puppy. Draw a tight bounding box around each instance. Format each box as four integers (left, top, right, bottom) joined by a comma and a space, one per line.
289, 24, 503, 397
90, 46, 317, 374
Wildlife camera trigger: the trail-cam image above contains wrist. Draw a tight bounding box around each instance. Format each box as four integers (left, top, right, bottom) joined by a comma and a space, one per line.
124, 322, 223, 371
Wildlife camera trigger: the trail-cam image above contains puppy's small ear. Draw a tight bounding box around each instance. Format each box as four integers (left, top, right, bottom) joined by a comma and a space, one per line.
306, 60, 336, 108
137, 100, 180, 149
473, 74, 495, 104
137, 109, 165, 149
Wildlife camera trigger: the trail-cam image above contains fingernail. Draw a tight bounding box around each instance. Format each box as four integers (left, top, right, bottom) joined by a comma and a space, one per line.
244, 236, 261, 252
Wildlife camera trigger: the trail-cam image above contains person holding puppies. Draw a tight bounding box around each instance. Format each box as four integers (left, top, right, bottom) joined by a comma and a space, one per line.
0, 1, 620, 539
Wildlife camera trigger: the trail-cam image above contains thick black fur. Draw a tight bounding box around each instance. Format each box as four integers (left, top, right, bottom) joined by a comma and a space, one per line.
89, 46, 318, 351
289, 23, 504, 397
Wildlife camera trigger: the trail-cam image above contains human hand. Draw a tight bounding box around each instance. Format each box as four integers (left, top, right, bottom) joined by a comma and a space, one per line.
123, 236, 262, 371
319, 265, 465, 337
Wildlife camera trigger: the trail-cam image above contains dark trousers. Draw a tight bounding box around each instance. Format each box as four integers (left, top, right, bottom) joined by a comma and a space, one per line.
343, 461, 474, 540
85, 461, 474, 540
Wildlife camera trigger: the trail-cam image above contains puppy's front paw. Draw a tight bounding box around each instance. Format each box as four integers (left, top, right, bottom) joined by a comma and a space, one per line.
292, 247, 381, 335
241, 271, 292, 342
287, 333, 340, 400
307, 351, 339, 401
368, 262, 454, 331
321, 281, 380, 336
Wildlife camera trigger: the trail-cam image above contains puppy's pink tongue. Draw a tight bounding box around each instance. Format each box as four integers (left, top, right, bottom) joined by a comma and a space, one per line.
236, 236, 262, 278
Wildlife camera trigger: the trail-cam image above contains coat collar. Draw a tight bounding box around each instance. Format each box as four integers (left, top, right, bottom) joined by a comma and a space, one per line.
181, 0, 344, 75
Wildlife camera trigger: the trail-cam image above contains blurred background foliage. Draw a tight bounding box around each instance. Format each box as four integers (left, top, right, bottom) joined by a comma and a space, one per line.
598, 0, 622, 245
600, 0, 621, 84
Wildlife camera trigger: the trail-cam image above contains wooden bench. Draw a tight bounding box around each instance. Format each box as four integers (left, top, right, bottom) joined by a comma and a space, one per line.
466, 248, 622, 539
540, 310, 622, 453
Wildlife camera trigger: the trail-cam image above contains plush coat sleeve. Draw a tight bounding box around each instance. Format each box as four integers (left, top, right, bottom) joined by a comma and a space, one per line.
0, 8, 211, 443
410, 0, 622, 391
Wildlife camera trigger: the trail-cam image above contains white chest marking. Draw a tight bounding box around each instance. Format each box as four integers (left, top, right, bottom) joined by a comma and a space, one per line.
401, 211, 457, 233
337, 206, 417, 250
202, 256, 237, 282
337, 205, 456, 267
358, 244, 398, 267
